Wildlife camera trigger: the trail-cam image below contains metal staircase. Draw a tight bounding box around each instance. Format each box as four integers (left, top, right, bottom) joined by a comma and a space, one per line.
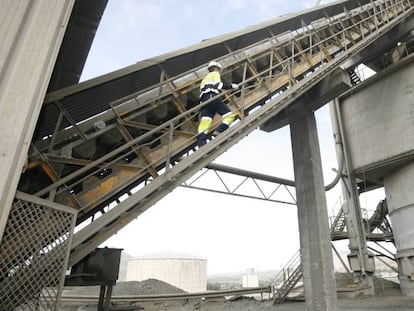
330, 207, 348, 236
270, 251, 303, 304
347, 68, 363, 85
271, 205, 348, 304
270, 197, 396, 304
16, 0, 414, 268
330, 200, 394, 241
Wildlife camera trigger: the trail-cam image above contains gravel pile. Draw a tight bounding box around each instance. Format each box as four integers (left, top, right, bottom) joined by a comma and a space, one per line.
114, 279, 186, 295
64, 278, 186, 296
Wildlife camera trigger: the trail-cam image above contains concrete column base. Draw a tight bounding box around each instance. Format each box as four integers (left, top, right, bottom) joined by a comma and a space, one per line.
384, 161, 414, 296
395, 249, 414, 297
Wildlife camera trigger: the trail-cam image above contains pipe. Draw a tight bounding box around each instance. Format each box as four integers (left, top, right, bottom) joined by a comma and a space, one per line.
324, 99, 345, 191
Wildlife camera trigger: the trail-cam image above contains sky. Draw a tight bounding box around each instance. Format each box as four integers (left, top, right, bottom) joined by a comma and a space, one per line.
80, 0, 385, 275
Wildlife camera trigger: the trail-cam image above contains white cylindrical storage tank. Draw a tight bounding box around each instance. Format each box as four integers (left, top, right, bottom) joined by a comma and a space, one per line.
126, 252, 207, 293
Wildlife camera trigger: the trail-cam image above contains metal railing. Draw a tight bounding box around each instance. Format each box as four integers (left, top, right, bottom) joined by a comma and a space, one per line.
268, 251, 302, 304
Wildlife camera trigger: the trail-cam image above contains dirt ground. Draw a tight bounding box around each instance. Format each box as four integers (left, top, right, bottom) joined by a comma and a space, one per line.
62, 295, 414, 311
62, 277, 414, 311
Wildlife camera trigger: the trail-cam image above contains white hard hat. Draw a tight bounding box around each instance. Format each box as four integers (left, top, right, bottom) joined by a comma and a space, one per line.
207, 61, 222, 71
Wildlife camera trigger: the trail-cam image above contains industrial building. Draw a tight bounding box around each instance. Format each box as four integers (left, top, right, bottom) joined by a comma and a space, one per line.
242, 269, 260, 288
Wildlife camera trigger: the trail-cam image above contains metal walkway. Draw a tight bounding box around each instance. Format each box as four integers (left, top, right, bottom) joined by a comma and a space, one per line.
17, 0, 414, 268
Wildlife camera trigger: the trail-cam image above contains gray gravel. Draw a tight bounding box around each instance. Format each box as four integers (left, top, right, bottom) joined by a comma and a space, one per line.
63, 278, 186, 296
121, 295, 414, 311
61, 276, 414, 311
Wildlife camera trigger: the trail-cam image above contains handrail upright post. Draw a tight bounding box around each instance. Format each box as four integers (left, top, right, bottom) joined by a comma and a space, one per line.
165, 122, 174, 172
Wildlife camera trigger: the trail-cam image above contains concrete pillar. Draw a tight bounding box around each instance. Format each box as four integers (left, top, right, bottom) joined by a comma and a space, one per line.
384, 162, 414, 296
0, 0, 74, 241
290, 105, 337, 311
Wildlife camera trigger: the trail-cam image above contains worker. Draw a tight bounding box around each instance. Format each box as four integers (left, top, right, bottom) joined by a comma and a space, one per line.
197, 61, 239, 147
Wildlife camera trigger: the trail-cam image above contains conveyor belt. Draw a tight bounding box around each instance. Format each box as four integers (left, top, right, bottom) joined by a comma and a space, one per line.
16, 0, 414, 266
37, 0, 387, 140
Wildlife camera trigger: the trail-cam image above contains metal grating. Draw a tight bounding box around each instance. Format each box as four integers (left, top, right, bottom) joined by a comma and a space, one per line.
0, 192, 77, 311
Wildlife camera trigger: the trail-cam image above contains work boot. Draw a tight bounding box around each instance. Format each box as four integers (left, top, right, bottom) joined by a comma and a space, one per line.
212, 123, 229, 136
197, 133, 208, 147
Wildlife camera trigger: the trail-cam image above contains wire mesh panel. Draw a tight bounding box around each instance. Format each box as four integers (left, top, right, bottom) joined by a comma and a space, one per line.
0, 192, 77, 311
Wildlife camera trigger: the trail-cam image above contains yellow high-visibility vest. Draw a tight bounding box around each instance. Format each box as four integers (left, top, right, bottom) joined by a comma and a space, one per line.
199, 71, 223, 99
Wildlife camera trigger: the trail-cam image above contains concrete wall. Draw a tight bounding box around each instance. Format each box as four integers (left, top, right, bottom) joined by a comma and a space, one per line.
339, 57, 414, 181
0, 0, 75, 241
127, 256, 207, 293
